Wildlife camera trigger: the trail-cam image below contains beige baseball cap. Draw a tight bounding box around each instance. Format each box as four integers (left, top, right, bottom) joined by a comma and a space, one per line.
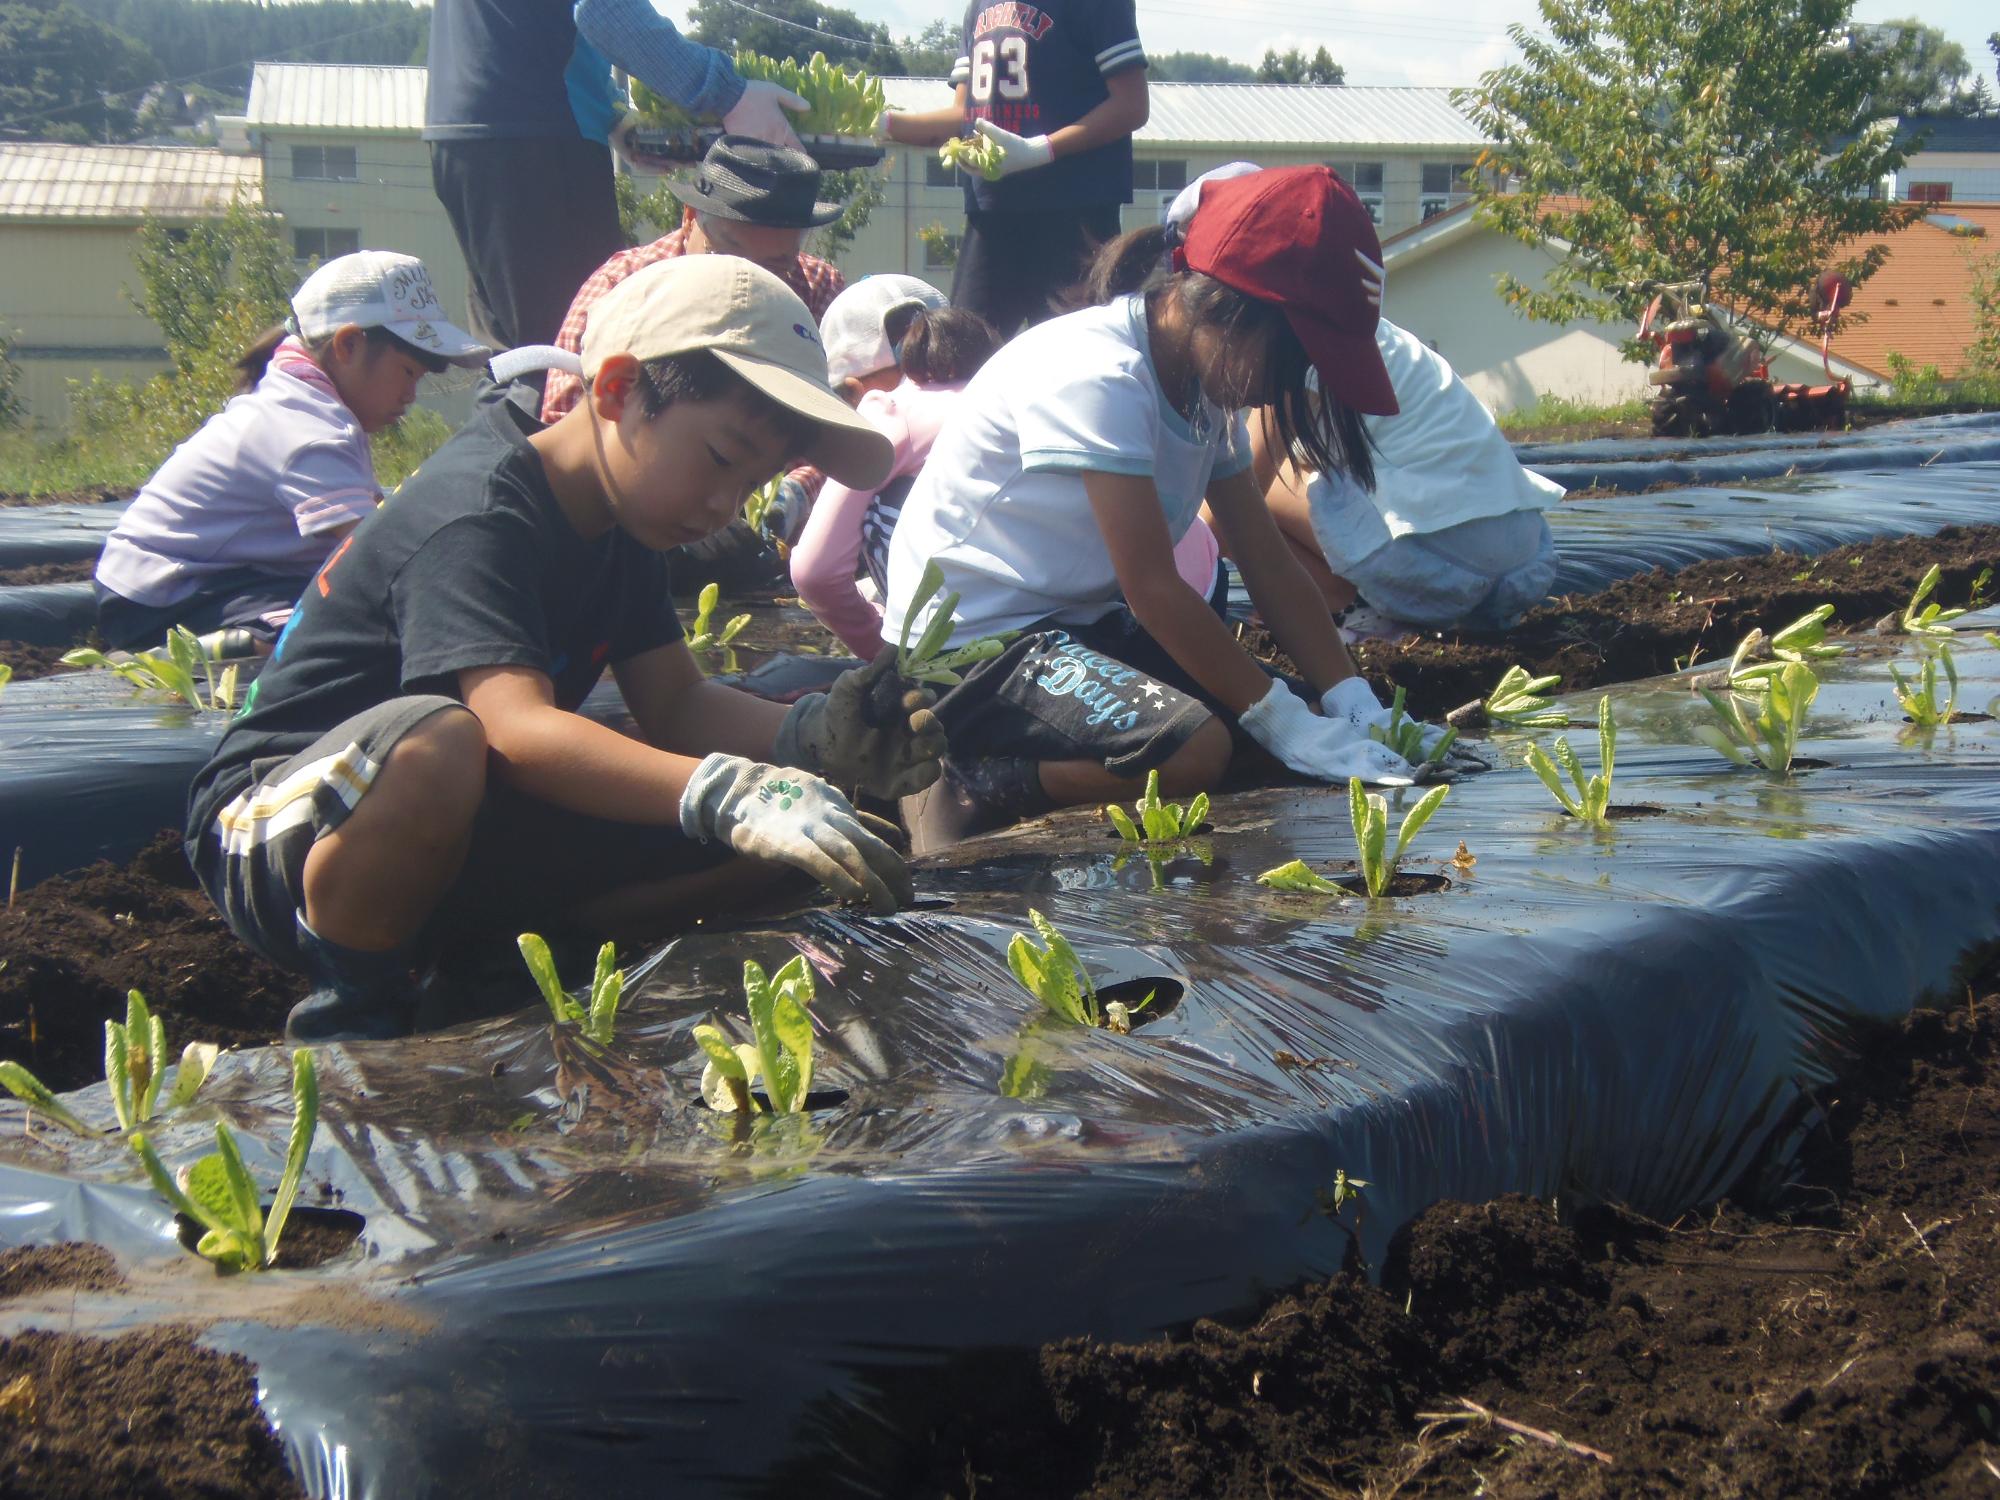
581, 256, 893, 490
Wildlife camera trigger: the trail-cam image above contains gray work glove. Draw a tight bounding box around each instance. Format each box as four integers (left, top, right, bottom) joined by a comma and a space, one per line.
772, 650, 947, 799
681, 753, 914, 913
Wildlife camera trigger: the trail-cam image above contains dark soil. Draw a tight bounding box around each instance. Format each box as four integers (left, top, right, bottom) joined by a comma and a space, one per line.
1246, 523, 2000, 720
0, 560, 91, 587
1334, 870, 1452, 896
0, 1243, 121, 1301
0, 1322, 302, 1498
0, 831, 292, 1093
0, 640, 77, 680
856, 947, 2000, 1500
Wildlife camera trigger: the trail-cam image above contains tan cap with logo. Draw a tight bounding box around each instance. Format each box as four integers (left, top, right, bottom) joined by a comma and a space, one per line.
582, 256, 893, 491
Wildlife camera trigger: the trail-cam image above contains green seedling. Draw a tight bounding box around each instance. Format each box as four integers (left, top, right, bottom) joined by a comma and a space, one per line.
1902, 564, 1969, 639
1104, 769, 1208, 845
1256, 859, 1344, 893
694, 954, 818, 1114
131, 1048, 317, 1273
1524, 695, 1616, 825
62, 625, 237, 711
1726, 605, 1843, 690
938, 132, 1005, 181
1367, 685, 1457, 764
1483, 664, 1567, 728
0, 662, 10, 697
1971, 566, 1993, 608
1349, 777, 1449, 898
1327, 1167, 1369, 1213
517, 934, 624, 1046
742, 476, 782, 539
687, 581, 750, 650
736, 50, 886, 136
1891, 645, 1959, 727
1004, 910, 1156, 1032
1695, 661, 1820, 773
0, 988, 217, 1138
895, 559, 1011, 685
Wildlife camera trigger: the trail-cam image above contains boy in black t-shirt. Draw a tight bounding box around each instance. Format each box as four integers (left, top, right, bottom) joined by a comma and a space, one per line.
187, 256, 942, 1043
882, 0, 1149, 336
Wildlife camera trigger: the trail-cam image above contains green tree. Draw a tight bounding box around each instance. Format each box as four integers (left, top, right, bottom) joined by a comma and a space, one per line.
1969, 250, 2000, 379
1148, 51, 1257, 83
1457, 0, 1922, 354
897, 17, 958, 77
1257, 46, 1343, 85
0, 328, 24, 429
0, 1, 156, 143
1852, 19, 1971, 115
810, 164, 885, 264
687, 0, 901, 73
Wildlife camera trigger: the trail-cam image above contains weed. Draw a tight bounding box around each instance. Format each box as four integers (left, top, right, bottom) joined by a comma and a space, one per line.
1369, 685, 1458, 764
517, 934, 624, 1045
1525, 696, 1616, 824
1350, 778, 1449, 898
0, 989, 215, 1137
1902, 564, 1969, 639
1105, 769, 1208, 845
62, 626, 237, 711
1891, 645, 1959, 727
1484, 664, 1567, 728
132, 1048, 317, 1273
694, 955, 818, 1114
1695, 661, 1820, 773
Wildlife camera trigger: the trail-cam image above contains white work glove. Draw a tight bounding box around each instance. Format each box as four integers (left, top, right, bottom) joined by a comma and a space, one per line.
972, 118, 1055, 177
1321, 676, 1455, 760
874, 109, 900, 142
680, 753, 914, 913
1239, 680, 1414, 785
723, 79, 808, 151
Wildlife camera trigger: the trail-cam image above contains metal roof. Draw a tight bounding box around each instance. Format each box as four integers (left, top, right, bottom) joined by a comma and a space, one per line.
247, 63, 428, 133
0, 144, 262, 221
880, 78, 1485, 149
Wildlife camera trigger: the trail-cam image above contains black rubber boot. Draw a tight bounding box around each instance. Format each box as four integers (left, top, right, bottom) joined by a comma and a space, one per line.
286, 915, 420, 1044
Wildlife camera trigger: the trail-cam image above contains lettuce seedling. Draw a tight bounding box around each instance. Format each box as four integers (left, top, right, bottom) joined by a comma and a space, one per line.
1349, 778, 1449, 898
1483, 665, 1567, 728
938, 133, 1005, 180
1256, 859, 1343, 893
1726, 606, 1843, 691
1524, 695, 1615, 824
1903, 564, 1969, 639
742, 476, 782, 538
62, 626, 237, 712
518, 934, 624, 1045
896, 559, 1012, 685
0, 662, 10, 698
1004, 910, 1155, 1032
131, 1048, 318, 1274
0, 989, 217, 1138
1367, 685, 1458, 765
687, 582, 750, 651
1695, 661, 1819, 772
1891, 645, 1959, 727
694, 954, 818, 1114
1105, 769, 1209, 845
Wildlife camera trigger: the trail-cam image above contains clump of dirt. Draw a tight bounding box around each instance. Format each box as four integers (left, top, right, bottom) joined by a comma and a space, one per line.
0, 560, 92, 587
0, 1323, 302, 1498
0, 1243, 122, 1300
0, 831, 292, 1093
0, 641, 77, 680
1246, 523, 2000, 719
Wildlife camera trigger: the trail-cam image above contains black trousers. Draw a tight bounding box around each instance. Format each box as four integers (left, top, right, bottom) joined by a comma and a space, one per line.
952, 202, 1125, 338
428, 136, 628, 359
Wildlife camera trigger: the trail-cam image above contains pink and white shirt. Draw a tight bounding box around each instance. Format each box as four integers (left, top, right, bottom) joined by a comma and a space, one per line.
96, 339, 382, 607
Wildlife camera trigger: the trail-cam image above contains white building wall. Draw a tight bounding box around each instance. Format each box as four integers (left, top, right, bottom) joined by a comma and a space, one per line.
0, 222, 174, 428
1892, 152, 2000, 204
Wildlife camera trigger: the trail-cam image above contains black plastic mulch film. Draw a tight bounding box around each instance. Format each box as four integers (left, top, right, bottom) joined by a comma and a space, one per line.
0, 620, 1996, 1498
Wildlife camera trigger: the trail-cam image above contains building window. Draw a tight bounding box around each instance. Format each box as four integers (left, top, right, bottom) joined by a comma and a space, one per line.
291, 145, 357, 181
924, 153, 958, 188
1907, 182, 1952, 203
1327, 160, 1384, 221
293, 227, 360, 263
1421, 161, 1476, 195
1132, 159, 1188, 191
922, 229, 962, 270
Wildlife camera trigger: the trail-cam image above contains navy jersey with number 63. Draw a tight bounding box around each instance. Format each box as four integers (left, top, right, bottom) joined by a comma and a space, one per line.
952, 0, 1146, 213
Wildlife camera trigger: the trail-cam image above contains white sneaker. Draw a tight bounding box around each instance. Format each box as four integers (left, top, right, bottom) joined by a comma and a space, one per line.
1335, 603, 1420, 644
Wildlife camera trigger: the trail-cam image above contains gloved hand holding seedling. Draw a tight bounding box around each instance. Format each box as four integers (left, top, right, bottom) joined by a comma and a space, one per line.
896, 559, 1014, 685
938, 132, 1006, 181
693, 955, 818, 1114
1525, 696, 1616, 825
772, 649, 948, 799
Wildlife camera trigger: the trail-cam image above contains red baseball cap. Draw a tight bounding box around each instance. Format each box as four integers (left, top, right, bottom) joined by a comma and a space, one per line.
1176, 165, 1399, 417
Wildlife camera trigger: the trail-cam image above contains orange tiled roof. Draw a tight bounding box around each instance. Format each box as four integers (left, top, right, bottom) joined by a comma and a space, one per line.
1823, 205, 2000, 381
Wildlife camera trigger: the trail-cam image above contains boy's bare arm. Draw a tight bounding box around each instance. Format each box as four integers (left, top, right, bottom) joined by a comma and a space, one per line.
611, 641, 789, 760
1044, 67, 1147, 159
882, 84, 970, 147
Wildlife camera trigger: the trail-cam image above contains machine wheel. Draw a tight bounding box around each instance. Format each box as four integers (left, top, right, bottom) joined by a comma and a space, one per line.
1651, 394, 1689, 437
1724, 382, 1777, 435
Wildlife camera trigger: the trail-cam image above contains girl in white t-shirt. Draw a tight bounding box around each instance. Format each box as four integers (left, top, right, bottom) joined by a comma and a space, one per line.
882, 166, 1452, 849
94, 251, 489, 652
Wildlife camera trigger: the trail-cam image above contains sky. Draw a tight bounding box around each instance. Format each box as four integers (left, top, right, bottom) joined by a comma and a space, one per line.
673, 1, 1998, 92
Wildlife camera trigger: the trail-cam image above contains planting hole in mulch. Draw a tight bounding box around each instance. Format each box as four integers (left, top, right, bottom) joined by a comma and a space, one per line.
1904, 711, 1993, 725
1783, 757, 1835, 771
1562, 802, 1667, 821
172, 1207, 364, 1270
697, 1087, 852, 1114
1332, 872, 1452, 897
1098, 976, 1183, 1031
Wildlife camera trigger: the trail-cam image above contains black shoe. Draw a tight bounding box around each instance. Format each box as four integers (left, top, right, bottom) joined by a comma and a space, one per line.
284, 985, 418, 1044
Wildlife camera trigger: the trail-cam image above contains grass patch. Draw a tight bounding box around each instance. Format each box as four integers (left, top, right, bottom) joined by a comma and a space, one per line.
1495, 393, 1650, 433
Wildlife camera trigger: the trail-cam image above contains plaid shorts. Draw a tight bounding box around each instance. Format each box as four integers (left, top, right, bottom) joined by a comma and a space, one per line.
190, 694, 728, 974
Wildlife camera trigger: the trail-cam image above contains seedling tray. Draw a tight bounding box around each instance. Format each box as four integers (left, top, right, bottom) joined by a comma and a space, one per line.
625, 125, 882, 171
2, 624, 1996, 1497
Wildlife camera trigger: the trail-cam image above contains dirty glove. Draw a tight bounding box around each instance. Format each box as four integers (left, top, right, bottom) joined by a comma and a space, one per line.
680, 753, 913, 913
1240, 679, 1414, 786
763, 475, 813, 546
773, 650, 947, 798
1320, 676, 1456, 762
723, 79, 808, 150
973, 118, 1055, 177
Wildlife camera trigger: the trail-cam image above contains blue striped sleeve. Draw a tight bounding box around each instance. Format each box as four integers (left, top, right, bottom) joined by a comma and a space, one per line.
573, 0, 746, 118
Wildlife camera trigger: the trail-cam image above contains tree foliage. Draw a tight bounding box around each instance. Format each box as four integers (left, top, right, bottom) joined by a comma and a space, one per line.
896, 17, 958, 77
1851, 19, 1972, 116
687, 0, 901, 74
0, 1, 156, 143
1257, 46, 1344, 86
1149, 51, 1257, 83
1457, 0, 1922, 351
1970, 250, 2000, 380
